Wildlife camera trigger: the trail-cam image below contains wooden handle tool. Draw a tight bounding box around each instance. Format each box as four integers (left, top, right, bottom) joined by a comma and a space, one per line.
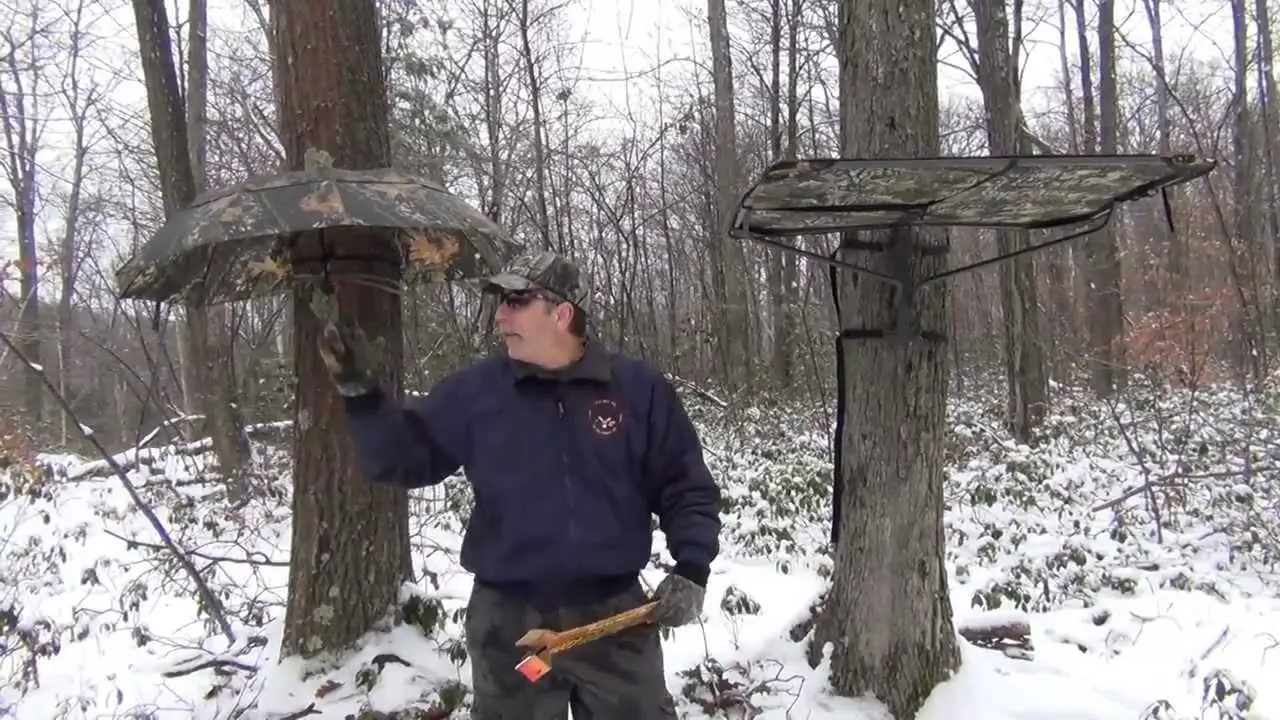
513, 601, 660, 682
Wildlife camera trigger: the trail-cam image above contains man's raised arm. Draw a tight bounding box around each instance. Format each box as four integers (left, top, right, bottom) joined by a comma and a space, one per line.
319, 322, 466, 489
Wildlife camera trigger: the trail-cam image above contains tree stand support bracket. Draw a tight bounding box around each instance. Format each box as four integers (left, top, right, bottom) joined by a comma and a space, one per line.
725, 153, 1217, 548
739, 210, 1111, 344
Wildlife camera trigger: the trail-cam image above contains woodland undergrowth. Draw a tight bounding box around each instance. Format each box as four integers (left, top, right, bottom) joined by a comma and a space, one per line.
1, 367, 1277, 718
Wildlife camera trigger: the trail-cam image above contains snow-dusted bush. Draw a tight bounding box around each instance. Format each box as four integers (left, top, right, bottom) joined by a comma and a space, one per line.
2, 375, 1277, 719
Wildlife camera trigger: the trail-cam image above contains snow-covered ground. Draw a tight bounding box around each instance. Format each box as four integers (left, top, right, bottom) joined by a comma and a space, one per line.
2, 374, 1277, 719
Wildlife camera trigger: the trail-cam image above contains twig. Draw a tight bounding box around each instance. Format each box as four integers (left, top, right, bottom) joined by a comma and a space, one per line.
1091, 469, 1255, 513
277, 703, 320, 720
102, 528, 288, 566
665, 372, 729, 408
65, 420, 291, 481
1091, 474, 1187, 513
0, 327, 237, 644
966, 417, 1017, 452
161, 657, 259, 678
1103, 396, 1165, 542
1198, 626, 1230, 661
1257, 632, 1278, 664
136, 413, 205, 449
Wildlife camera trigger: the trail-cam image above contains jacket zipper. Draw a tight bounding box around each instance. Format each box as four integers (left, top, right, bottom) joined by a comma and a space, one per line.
557, 393, 579, 550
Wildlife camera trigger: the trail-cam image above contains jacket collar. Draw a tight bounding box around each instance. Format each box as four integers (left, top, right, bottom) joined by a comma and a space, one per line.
508, 341, 611, 384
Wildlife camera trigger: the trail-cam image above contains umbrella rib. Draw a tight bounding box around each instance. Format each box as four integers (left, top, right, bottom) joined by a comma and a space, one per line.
293, 270, 405, 297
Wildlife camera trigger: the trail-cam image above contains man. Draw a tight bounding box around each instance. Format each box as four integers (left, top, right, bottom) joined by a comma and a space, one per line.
317, 250, 722, 719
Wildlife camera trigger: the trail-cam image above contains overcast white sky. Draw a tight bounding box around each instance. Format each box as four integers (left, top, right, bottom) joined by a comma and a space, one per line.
563, 0, 1236, 128
0, 0, 1241, 291
52, 0, 1244, 145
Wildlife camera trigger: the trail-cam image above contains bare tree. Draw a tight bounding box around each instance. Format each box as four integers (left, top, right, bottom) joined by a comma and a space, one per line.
129, 0, 250, 474
1075, 0, 1128, 397
514, 0, 552, 249
971, 0, 1048, 440
1140, 0, 1186, 306
707, 0, 752, 390
0, 2, 50, 433
760, 0, 802, 385
1255, 0, 1280, 296
1227, 0, 1269, 379
3, 0, 1271, 470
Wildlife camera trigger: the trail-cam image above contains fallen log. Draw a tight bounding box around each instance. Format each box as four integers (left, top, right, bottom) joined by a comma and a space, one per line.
957, 609, 1034, 660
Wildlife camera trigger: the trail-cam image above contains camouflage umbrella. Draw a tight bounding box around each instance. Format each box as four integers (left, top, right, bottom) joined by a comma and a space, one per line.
115, 165, 519, 307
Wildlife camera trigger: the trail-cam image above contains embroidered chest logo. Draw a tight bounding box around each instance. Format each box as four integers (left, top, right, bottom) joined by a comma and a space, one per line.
587, 399, 624, 437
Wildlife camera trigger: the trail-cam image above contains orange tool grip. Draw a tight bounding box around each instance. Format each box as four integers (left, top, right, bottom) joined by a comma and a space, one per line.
515, 654, 551, 682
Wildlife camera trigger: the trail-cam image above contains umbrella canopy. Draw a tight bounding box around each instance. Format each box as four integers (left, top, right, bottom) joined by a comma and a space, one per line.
115, 166, 520, 307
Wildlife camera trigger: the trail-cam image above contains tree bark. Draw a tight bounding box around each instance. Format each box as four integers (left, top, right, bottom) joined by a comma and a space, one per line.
809, 0, 960, 715
1043, 0, 1077, 379
271, 0, 413, 658
56, 100, 88, 448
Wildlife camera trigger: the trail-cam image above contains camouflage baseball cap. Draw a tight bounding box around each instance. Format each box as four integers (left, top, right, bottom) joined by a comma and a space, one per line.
484, 251, 589, 308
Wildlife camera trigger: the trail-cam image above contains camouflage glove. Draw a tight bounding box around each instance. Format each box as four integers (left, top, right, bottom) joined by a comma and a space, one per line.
318, 321, 378, 397
649, 572, 705, 627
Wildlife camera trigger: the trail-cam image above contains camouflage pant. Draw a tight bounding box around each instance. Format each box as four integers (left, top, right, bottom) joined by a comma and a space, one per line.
464, 580, 678, 720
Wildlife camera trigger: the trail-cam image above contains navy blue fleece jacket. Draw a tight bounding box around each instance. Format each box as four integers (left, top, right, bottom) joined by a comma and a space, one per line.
340, 344, 722, 608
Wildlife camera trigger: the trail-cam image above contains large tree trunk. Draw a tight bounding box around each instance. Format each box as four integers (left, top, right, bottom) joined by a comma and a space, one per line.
56, 129, 86, 448
808, 0, 960, 715
480, 0, 507, 226
773, 0, 793, 381
763, 0, 802, 386
1043, 0, 1077, 380
271, 0, 413, 658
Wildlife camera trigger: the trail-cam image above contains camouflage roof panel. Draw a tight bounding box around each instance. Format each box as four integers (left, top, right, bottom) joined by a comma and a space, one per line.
115, 167, 521, 307
731, 154, 1216, 238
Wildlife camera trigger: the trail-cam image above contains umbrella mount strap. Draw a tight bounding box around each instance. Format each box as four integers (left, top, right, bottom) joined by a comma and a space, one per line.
305, 231, 340, 323
307, 267, 339, 323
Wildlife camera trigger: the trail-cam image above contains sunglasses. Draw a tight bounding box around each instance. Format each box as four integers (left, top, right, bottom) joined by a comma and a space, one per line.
497, 289, 562, 308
